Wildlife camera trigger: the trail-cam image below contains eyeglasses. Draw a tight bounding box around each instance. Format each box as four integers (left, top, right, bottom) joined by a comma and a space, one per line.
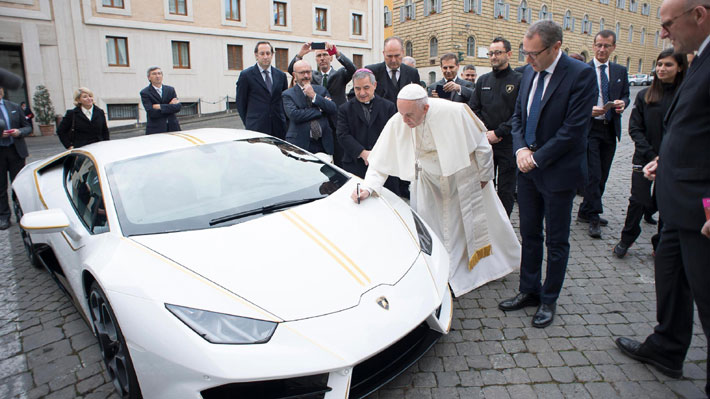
487, 50, 506, 57
593, 43, 614, 49
661, 5, 710, 31
521, 45, 550, 60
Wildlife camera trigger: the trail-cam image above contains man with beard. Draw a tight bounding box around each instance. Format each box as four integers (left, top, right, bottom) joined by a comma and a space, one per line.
469, 37, 522, 217
427, 53, 474, 103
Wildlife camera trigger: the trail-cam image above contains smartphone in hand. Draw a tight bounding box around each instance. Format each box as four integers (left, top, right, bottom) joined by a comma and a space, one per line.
603, 101, 616, 110
435, 85, 451, 100
311, 42, 326, 50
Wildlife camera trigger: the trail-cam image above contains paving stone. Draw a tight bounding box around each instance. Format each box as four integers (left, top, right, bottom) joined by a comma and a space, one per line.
584, 382, 620, 398
526, 367, 552, 383
22, 327, 64, 352
572, 366, 602, 382
434, 371, 460, 387
501, 339, 526, 354
506, 384, 535, 399
480, 369, 506, 385
548, 366, 575, 383
619, 363, 656, 381
412, 372, 436, 388
536, 352, 565, 367
502, 368, 530, 384
431, 387, 459, 399
560, 350, 591, 366
458, 370, 483, 387
558, 383, 592, 398
532, 383, 564, 399
490, 354, 515, 369
512, 353, 539, 368
465, 355, 491, 370
481, 385, 511, 399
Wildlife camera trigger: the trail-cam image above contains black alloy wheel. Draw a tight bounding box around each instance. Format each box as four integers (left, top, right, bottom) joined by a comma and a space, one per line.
12, 194, 41, 268
88, 281, 142, 399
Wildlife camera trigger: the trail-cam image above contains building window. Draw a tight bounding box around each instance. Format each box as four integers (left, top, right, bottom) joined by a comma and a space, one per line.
638, 59, 643, 73
581, 51, 588, 62
352, 13, 362, 36
384, 6, 392, 27
628, 25, 633, 42
582, 14, 590, 33
401, 0, 415, 21
107, 104, 137, 120
424, 0, 441, 15
429, 37, 438, 58
225, 0, 240, 21
657, 7, 661, 18
428, 71, 436, 85
353, 54, 363, 69
275, 48, 288, 71
600, 0, 609, 4
176, 102, 198, 117
172, 41, 190, 69
539, 4, 548, 20
615, 22, 620, 37
464, 0, 482, 14
169, 0, 186, 15
626, 57, 630, 70
315, 8, 327, 31
600, 18, 605, 31
102, 0, 124, 8
274, 1, 287, 26
641, 2, 650, 15
227, 44, 242, 70
655, 30, 659, 47
629, 0, 637, 12
616, 0, 625, 9
640, 27, 646, 45
517, 0, 531, 22
494, 0, 509, 19
405, 41, 413, 56
563, 10, 571, 30
518, 43, 525, 62
106, 36, 129, 67
467, 36, 476, 57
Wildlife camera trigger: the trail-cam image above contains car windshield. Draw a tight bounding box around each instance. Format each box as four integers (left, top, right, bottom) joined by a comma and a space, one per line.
106, 137, 349, 236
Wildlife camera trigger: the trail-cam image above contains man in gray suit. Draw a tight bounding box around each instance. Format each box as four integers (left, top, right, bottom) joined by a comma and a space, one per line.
0, 86, 32, 229
427, 53, 474, 104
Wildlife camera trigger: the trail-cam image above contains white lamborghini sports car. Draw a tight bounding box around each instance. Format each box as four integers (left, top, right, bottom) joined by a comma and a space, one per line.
13, 129, 453, 399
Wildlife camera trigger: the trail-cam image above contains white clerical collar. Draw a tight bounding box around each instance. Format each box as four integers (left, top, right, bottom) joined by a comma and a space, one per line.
544, 50, 563, 75
697, 33, 710, 57
593, 58, 609, 69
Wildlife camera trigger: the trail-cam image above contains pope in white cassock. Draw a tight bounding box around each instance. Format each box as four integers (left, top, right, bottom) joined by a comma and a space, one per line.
351, 83, 521, 297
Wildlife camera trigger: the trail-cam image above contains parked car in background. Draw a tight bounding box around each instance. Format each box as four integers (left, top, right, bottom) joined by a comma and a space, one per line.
628, 74, 648, 86
644, 73, 654, 85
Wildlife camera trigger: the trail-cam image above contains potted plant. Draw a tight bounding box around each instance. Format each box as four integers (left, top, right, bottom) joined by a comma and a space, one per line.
32, 85, 55, 136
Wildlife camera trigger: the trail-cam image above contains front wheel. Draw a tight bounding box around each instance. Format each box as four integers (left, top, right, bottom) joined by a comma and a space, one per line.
88, 281, 142, 399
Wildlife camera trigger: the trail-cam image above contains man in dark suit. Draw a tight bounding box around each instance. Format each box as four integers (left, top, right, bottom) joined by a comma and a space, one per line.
282, 60, 338, 155
498, 20, 597, 328
288, 42, 357, 166
0, 86, 32, 229
615, 1, 710, 395
236, 41, 288, 139
427, 53, 474, 103
461, 65, 478, 84
469, 37, 522, 217
140, 67, 181, 134
365, 37, 421, 103
578, 30, 630, 238
337, 68, 397, 188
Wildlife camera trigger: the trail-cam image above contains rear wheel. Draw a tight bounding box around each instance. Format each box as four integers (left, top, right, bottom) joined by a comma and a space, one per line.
12, 194, 42, 268
88, 281, 142, 399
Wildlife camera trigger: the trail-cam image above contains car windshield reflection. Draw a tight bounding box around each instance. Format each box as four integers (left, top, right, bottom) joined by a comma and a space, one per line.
106, 137, 349, 236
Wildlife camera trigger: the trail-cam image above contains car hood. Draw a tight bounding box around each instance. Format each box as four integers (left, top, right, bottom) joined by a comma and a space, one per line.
130, 189, 423, 321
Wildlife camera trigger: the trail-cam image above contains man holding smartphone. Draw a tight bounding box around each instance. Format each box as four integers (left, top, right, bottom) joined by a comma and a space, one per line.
426, 53, 473, 103
578, 30, 630, 238
0, 86, 32, 230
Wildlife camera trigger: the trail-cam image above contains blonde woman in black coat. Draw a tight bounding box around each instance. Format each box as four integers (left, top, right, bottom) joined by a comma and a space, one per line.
57, 87, 110, 149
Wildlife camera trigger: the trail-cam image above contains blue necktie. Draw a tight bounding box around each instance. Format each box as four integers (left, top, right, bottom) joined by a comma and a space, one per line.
0, 101, 9, 130
525, 70, 548, 147
599, 64, 611, 120
263, 70, 273, 92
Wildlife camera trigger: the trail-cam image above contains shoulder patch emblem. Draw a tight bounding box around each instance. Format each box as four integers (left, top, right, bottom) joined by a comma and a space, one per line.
506, 84, 515, 94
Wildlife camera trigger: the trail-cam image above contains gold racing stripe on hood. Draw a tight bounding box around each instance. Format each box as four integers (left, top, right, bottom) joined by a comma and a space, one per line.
168, 133, 202, 145
282, 210, 370, 286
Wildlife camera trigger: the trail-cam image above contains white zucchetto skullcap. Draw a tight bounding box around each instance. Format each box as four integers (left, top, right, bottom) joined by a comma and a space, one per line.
397, 83, 427, 100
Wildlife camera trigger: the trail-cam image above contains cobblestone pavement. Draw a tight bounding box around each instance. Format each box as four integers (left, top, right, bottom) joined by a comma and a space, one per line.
1, 92, 707, 398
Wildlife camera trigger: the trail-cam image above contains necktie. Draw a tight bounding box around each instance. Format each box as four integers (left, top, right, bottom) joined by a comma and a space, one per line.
263, 69, 273, 92
310, 120, 322, 140
156, 87, 162, 98
599, 64, 611, 120
391, 69, 398, 88
0, 101, 9, 131
525, 70, 548, 148
321, 73, 328, 88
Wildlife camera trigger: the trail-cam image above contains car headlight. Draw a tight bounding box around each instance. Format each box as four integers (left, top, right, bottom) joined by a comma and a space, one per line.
165, 304, 277, 344
411, 211, 433, 255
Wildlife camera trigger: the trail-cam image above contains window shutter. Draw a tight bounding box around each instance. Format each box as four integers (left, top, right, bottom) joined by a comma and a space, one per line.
505, 4, 510, 20
412, 3, 416, 19
400, 6, 405, 21
436, 0, 442, 13
464, 0, 470, 13
423, 0, 429, 15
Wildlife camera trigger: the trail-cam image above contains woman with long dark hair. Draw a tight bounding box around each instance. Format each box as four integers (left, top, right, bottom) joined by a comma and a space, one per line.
613, 48, 687, 258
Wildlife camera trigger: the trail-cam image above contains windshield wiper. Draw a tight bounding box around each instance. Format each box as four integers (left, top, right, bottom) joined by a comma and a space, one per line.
209, 197, 324, 226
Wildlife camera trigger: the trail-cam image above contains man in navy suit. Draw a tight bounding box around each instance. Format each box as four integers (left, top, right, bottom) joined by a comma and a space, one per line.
578, 30, 630, 238
0, 86, 32, 229
498, 20, 597, 328
365, 37, 421, 104
426, 53, 474, 103
140, 66, 181, 134
282, 60, 338, 155
616, 1, 710, 394
236, 41, 288, 139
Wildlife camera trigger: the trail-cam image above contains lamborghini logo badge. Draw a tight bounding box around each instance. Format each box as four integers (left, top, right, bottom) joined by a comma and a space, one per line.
506, 84, 515, 94
376, 296, 389, 310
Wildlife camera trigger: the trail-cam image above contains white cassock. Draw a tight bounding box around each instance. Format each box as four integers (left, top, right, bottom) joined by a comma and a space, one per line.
363, 98, 521, 297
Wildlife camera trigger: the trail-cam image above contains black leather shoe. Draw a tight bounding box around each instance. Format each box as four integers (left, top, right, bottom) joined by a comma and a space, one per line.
577, 214, 608, 226
615, 337, 682, 378
0, 218, 9, 230
532, 302, 556, 328
588, 220, 602, 238
613, 241, 629, 258
498, 292, 540, 311
644, 214, 658, 225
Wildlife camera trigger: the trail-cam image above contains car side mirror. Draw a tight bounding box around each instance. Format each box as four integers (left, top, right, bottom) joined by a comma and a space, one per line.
20, 209, 70, 235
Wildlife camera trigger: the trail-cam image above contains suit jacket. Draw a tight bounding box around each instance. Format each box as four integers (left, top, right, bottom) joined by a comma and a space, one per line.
288, 54, 357, 106
140, 84, 181, 134
0, 99, 32, 158
588, 60, 630, 139
336, 95, 397, 171
236, 64, 288, 139
365, 62, 421, 103
282, 84, 338, 154
56, 106, 110, 149
426, 77, 474, 103
511, 53, 598, 191
656, 47, 710, 231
